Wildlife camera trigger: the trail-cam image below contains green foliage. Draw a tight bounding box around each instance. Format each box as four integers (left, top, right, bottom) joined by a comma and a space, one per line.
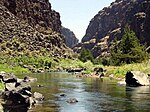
110, 25, 148, 65
79, 48, 94, 63
0, 53, 104, 74
0, 55, 53, 73
0, 82, 4, 91
106, 60, 150, 78
0, 63, 29, 74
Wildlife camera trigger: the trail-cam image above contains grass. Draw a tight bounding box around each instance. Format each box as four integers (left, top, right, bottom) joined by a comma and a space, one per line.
105, 60, 150, 79
0, 55, 103, 74
1, 54, 150, 79
57, 59, 103, 74
0, 82, 5, 91
0, 63, 30, 74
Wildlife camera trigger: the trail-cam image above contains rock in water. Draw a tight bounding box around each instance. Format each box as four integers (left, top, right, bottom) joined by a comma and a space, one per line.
125, 71, 150, 86
66, 98, 78, 104
33, 92, 44, 103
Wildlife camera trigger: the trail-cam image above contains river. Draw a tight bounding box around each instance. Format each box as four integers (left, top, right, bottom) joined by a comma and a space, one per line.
17, 72, 150, 112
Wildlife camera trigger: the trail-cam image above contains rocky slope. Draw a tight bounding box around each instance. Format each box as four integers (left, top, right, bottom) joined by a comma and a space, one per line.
61, 27, 79, 48
1, 0, 61, 34
0, 0, 72, 57
74, 0, 150, 58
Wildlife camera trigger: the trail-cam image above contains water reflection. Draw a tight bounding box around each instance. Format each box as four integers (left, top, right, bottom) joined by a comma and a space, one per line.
125, 86, 150, 112
14, 73, 150, 112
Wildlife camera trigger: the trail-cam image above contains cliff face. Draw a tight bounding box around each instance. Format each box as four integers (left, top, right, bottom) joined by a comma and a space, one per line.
74, 0, 150, 57
1, 0, 61, 34
0, 0, 72, 57
61, 27, 79, 48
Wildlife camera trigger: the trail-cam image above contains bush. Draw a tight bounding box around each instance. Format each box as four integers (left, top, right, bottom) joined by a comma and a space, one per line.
79, 48, 94, 63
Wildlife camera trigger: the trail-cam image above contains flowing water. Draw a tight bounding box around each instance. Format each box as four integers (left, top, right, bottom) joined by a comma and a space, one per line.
18, 73, 150, 112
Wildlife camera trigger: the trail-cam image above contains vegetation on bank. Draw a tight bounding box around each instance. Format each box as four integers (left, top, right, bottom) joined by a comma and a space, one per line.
77, 25, 149, 78
0, 52, 150, 79
110, 26, 148, 66
0, 54, 102, 74
105, 60, 150, 78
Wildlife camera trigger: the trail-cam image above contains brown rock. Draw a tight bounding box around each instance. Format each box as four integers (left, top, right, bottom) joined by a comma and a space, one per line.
74, 0, 150, 58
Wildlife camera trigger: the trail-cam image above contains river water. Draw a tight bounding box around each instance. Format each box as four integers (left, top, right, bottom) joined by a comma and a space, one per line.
19, 72, 150, 112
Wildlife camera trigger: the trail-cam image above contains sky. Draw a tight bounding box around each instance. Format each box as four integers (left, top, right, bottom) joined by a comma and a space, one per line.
50, 0, 115, 41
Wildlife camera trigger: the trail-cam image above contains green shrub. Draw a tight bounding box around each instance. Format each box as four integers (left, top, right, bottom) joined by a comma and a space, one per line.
79, 48, 94, 63
110, 25, 148, 65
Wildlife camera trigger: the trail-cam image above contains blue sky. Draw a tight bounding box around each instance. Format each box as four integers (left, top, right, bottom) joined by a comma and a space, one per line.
50, 0, 115, 41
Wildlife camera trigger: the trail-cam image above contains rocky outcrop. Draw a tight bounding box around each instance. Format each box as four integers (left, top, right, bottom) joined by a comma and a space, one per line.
0, 71, 44, 110
61, 27, 79, 48
1, 0, 61, 34
0, 0, 72, 57
125, 71, 150, 86
74, 0, 150, 57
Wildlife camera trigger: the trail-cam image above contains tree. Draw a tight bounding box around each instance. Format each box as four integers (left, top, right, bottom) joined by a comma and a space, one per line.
79, 48, 94, 63
110, 25, 148, 65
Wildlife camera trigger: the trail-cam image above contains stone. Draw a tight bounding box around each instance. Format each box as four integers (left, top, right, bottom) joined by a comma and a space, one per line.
37, 85, 44, 87
3, 91, 29, 105
0, 72, 17, 83
0, 72, 44, 110
125, 71, 150, 86
66, 98, 78, 104
60, 93, 66, 97
5, 83, 16, 91
67, 68, 85, 73
23, 76, 37, 83
33, 92, 44, 103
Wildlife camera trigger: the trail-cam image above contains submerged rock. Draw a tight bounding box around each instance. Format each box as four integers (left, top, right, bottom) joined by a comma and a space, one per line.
66, 98, 78, 104
125, 71, 150, 86
60, 93, 66, 97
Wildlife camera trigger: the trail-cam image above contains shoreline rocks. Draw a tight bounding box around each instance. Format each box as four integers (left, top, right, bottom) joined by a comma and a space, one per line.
0, 71, 44, 110
125, 71, 150, 86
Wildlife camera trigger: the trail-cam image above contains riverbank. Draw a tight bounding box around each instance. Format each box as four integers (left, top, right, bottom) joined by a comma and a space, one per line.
0, 71, 44, 111
0, 55, 150, 79
0, 55, 103, 74
105, 60, 150, 79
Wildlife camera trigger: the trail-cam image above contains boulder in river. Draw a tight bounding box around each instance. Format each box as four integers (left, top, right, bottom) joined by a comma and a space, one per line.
33, 92, 44, 103
66, 68, 85, 73
66, 98, 78, 104
125, 71, 150, 86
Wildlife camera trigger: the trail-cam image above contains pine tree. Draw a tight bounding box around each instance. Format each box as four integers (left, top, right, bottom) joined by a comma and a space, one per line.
110, 25, 148, 65
79, 48, 94, 63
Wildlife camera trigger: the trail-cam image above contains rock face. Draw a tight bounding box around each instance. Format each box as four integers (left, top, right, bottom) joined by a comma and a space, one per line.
74, 0, 150, 57
1, 0, 61, 33
0, 0, 72, 57
125, 71, 150, 86
61, 27, 79, 48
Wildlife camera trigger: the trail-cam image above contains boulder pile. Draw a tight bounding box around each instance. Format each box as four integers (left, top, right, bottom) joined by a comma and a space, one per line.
0, 71, 44, 110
